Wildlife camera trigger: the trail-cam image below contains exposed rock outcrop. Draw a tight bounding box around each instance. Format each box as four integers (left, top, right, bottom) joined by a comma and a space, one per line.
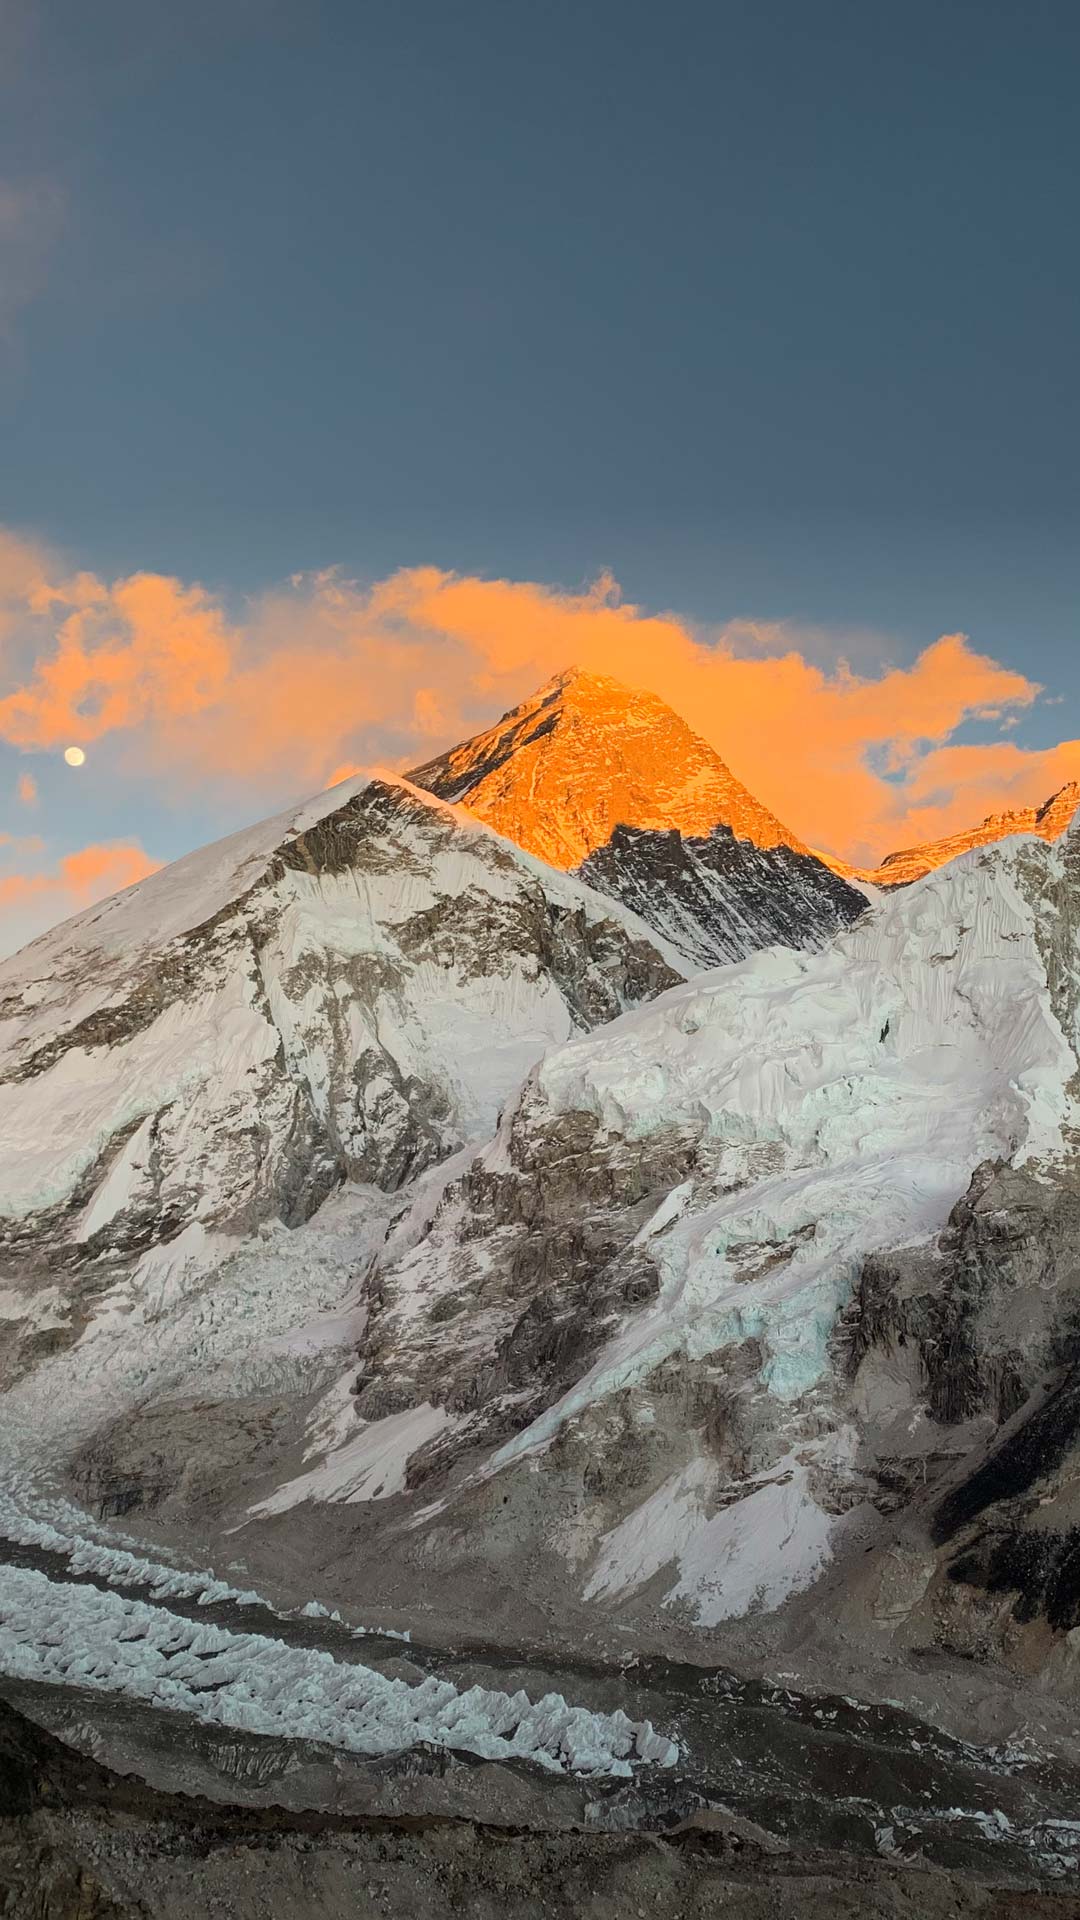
578, 821, 866, 969
0, 775, 680, 1417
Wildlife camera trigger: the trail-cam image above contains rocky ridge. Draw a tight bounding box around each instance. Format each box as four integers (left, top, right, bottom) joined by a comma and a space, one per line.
827, 781, 1080, 889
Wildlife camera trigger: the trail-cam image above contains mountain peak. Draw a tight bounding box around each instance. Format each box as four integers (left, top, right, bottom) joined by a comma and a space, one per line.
408, 668, 808, 869
861, 778, 1080, 887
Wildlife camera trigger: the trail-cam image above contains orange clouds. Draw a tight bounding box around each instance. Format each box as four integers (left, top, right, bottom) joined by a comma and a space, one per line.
0, 841, 160, 906
0, 567, 232, 749
380, 574, 1047, 861
0, 526, 1073, 866
0, 841, 161, 958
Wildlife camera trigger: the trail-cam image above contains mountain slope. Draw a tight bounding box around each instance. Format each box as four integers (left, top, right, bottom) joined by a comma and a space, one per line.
411, 669, 867, 966
847, 781, 1080, 888
578, 821, 867, 970
0, 774, 681, 1437
214, 825, 1080, 1689
8, 699, 1080, 1763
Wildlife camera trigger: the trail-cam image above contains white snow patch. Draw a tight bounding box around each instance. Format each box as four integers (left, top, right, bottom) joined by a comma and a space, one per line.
251, 1402, 456, 1516
0, 1287, 69, 1334
0, 1188, 397, 1476
585, 1449, 840, 1626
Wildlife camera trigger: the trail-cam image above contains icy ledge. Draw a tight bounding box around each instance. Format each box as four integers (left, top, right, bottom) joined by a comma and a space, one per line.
0, 1566, 677, 1776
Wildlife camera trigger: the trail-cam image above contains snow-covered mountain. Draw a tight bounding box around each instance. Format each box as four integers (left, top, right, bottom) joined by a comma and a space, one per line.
0, 774, 680, 1416
222, 824, 1080, 1671
6, 690, 1080, 1758
411, 669, 867, 966
6, 802, 1078, 1704
410, 667, 808, 863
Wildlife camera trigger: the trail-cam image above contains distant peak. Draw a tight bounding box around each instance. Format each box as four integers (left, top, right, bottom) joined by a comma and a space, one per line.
408, 667, 809, 869
862, 778, 1080, 887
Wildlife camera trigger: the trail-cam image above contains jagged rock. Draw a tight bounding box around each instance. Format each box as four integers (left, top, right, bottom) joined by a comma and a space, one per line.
578, 821, 866, 970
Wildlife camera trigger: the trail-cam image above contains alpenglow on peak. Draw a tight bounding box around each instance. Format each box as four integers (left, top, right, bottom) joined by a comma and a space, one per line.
408, 667, 809, 870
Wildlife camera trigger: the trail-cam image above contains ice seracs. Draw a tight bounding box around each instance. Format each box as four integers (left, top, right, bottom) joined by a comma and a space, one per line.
0, 1564, 678, 1775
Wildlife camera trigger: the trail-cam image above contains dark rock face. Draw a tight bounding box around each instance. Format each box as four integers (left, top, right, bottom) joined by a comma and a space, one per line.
947, 1520, 1080, 1633
348, 1107, 705, 1487
847, 1157, 1080, 1644
934, 1371, 1080, 1546
70, 1397, 292, 1524
577, 823, 867, 970
848, 1162, 1077, 1437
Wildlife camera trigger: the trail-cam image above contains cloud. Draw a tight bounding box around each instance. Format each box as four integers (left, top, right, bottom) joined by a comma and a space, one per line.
0, 840, 161, 960
0, 565, 232, 747
0, 527, 1071, 865
16, 771, 36, 806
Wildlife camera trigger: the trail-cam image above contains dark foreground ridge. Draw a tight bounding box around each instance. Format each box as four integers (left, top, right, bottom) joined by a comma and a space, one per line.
3, 1693, 1079, 1920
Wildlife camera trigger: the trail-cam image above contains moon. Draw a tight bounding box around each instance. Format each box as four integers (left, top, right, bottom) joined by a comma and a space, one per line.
64, 746, 86, 767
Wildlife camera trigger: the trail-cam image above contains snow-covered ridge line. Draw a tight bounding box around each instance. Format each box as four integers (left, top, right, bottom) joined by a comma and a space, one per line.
0, 1565, 678, 1776
0, 766, 685, 1002
274, 832, 1080, 1639
0, 773, 682, 1237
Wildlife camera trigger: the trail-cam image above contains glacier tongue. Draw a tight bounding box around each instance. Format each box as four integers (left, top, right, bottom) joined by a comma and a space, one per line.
0, 1563, 678, 1775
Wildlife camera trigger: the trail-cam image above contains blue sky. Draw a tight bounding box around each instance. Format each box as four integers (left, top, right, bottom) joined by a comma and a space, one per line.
0, 0, 1077, 948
